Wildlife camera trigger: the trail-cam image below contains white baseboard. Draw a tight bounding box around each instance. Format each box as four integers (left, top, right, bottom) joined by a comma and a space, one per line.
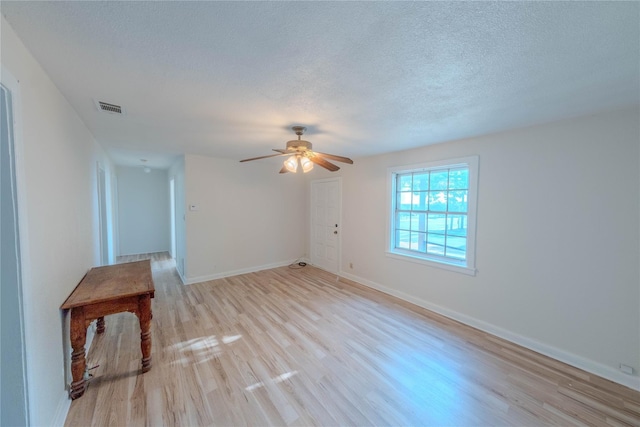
339, 270, 640, 392
51, 391, 71, 427
117, 249, 171, 257
176, 268, 186, 285
184, 259, 297, 285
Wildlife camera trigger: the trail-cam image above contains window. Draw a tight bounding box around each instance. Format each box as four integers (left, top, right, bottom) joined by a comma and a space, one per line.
387, 156, 478, 275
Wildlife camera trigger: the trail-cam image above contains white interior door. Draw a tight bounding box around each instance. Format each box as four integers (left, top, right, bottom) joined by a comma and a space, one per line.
310, 178, 341, 273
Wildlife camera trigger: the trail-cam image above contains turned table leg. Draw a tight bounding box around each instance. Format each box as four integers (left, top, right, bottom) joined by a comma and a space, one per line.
96, 316, 105, 334
137, 295, 152, 372
69, 307, 87, 399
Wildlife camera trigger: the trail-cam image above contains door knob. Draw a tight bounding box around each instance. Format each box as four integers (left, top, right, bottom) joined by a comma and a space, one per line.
334, 231, 338, 234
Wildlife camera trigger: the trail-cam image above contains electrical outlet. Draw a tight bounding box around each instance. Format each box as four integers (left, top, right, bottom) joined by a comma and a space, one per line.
620, 364, 634, 375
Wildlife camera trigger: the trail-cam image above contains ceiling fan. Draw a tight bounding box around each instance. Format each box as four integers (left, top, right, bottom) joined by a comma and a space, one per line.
240, 126, 353, 173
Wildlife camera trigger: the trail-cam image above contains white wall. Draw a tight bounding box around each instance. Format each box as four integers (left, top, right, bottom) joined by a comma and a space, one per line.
1, 16, 116, 425
325, 108, 640, 390
183, 154, 306, 283
116, 166, 170, 256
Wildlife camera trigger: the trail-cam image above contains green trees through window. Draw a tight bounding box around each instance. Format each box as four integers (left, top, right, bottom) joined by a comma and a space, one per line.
389, 157, 478, 274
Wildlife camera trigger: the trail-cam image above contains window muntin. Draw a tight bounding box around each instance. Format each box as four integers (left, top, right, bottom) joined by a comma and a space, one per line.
388, 157, 477, 274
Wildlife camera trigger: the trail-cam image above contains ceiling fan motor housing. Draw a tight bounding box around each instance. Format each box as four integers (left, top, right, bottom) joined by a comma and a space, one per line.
286, 139, 312, 152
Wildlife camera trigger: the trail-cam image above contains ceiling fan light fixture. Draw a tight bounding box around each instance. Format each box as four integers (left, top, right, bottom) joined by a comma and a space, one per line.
300, 156, 313, 173
284, 156, 298, 173
240, 125, 353, 173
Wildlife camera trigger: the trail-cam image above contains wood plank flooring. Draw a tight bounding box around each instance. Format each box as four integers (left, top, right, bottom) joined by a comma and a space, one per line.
65, 252, 640, 426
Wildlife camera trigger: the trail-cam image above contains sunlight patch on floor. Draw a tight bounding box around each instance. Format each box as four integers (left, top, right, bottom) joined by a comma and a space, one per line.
170, 335, 243, 366
245, 371, 299, 392
222, 334, 242, 344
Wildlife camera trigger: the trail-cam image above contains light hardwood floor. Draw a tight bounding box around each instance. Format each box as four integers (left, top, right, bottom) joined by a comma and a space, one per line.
65, 253, 640, 426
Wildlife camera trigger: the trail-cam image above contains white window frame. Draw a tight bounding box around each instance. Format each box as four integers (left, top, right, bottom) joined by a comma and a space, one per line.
386, 156, 478, 276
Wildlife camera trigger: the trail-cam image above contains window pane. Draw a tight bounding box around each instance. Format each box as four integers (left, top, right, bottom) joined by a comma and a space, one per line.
396, 212, 411, 231
411, 232, 426, 251
398, 174, 412, 191
448, 168, 468, 190
412, 173, 429, 191
411, 213, 427, 232
430, 170, 449, 190
448, 190, 468, 212
390, 158, 476, 271
445, 236, 466, 260
396, 230, 410, 249
446, 214, 467, 236
429, 191, 447, 211
428, 213, 445, 233
397, 191, 412, 210
412, 191, 428, 210
427, 233, 445, 255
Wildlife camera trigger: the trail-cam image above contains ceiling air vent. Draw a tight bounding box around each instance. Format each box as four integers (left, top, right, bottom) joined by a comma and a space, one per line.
94, 100, 125, 115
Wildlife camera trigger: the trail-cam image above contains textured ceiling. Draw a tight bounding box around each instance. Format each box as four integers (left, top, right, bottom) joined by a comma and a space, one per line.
2, 1, 638, 168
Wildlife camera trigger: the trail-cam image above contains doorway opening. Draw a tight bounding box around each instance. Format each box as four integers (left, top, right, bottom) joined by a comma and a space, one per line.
169, 177, 177, 259
97, 164, 109, 265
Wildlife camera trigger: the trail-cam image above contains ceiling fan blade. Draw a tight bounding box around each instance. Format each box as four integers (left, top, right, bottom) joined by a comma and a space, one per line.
239, 152, 292, 162
313, 152, 354, 164
279, 166, 289, 174
309, 156, 340, 172
272, 149, 289, 154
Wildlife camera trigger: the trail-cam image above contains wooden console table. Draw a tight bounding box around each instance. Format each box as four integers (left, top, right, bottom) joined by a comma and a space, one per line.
61, 260, 155, 399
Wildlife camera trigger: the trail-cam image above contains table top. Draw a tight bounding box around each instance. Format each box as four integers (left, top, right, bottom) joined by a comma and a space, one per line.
61, 260, 154, 309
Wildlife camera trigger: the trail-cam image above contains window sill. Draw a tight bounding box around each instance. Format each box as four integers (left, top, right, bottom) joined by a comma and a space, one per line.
385, 250, 477, 276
